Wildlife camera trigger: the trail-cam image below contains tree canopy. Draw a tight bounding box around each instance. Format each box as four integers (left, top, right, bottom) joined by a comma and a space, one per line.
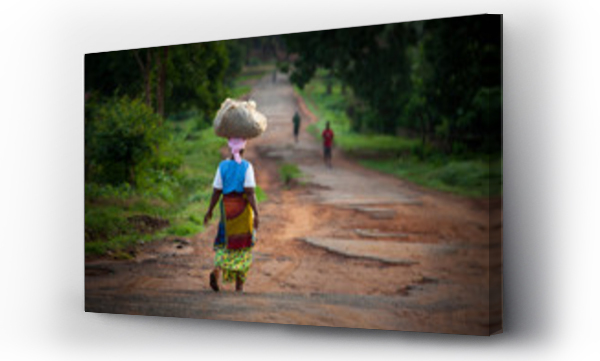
85, 40, 235, 121
281, 15, 502, 155
85, 40, 248, 187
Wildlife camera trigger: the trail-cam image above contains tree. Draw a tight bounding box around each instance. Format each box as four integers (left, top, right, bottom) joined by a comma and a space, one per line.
223, 40, 247, 86
88, 97, 166, 186
86, 41, 233, 121
421, 15, 502, 153
85, 51, 142, 98
165, 41, 229, 120
282, 24, 412, 133
133, 49, 154, 109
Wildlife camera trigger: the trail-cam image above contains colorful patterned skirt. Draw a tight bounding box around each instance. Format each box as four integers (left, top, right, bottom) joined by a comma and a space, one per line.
214, 247, 253, 283
213, 192, 256, 283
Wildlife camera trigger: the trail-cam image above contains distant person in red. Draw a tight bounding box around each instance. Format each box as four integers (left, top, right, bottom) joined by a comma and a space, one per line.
321, 122, 334, 168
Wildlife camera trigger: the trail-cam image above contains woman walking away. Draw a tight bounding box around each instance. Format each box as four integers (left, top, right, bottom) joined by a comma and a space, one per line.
204, 138, 260, 292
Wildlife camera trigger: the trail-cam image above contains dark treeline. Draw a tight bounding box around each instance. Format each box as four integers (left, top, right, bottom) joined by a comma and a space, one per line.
86, 42, 231, 186
87, 41, 234, 121
280, 15, 502, 155
85, 36, 286, 120
84, 38, 283, 186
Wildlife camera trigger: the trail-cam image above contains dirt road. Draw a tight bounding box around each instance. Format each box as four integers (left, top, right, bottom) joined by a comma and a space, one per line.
86, 74, 502, 335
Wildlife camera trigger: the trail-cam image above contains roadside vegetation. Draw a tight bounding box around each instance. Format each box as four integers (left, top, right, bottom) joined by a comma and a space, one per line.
296, 71, 502, 197
282, 18, 502, 198
85, 45, 273, 257
278, 163, 304, 188
85, 119, 224, 256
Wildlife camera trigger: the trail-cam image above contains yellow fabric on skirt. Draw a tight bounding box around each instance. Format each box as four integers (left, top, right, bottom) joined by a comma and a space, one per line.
214, 193, 255, 283
214, 247, 253, 283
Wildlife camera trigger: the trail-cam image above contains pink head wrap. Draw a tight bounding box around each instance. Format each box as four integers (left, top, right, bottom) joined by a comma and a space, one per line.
228, 138, 247, 164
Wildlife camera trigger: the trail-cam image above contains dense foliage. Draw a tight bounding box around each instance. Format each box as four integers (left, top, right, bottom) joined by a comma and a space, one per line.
85, 40, 250, 256
281, 15, 502, 155
86, 97, 168, 186
165, 43, 229, 120
86, 41, 233, 122
84, 40, 252, 187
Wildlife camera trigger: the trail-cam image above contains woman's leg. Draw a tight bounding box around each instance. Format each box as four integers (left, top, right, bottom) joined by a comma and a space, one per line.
235, 273, 244, 292
210, 267, 221, 292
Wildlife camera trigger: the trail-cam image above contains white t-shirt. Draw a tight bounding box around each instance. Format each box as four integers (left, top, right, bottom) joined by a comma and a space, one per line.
212, 162, 256, 190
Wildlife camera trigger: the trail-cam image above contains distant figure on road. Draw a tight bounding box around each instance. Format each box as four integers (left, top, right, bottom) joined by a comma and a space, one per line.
292, 109, 301, 143
272, 70, 277, 83
322, 122, 334, 168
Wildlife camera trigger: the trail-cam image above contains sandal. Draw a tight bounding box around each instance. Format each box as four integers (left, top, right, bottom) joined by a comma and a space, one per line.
209, 271, 220, 292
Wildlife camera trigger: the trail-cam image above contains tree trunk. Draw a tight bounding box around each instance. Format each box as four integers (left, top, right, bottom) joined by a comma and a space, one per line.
418, 113, 427, 159
134, 49, 153, 110
144, 50, 152, 109
157, 46, 169, 120
245, 43, 252, 65
270, 37, 278, 60
447, 118, 456, 154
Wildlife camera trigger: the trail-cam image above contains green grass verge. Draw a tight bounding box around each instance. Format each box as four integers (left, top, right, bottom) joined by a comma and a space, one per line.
255, 185, 268, 202
360, 158, 502, 197
297, 71, 502, 197
85, 117, 269, 257
297, 81, 420, 156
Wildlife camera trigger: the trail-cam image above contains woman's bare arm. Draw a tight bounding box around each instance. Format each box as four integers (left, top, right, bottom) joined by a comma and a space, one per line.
204, 188, 222, 225
244, 187, 259, 230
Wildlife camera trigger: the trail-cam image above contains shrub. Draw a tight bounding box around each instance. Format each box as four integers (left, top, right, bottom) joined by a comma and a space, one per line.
84, 206, 131, 242
279, 163, 303, 186
87, 96, 167, 186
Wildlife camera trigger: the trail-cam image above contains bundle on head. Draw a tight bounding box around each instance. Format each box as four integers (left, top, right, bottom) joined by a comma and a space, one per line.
213, 98, 268, 139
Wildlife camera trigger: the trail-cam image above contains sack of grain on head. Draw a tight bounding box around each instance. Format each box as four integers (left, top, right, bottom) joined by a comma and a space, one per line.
213, 98, 268, 139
